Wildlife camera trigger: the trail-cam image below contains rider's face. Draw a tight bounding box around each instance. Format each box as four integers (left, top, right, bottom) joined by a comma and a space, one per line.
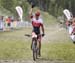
35, 16, 39, 20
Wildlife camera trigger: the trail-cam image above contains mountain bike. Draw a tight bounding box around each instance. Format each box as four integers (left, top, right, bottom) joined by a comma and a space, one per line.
31, 32, 44, 61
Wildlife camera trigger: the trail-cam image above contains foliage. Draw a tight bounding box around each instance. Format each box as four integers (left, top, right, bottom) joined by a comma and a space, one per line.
27, 0, 75, 17
0, 0, 75, 17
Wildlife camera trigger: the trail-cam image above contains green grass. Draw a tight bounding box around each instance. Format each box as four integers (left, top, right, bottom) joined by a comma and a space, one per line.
42, 42, 75, 61
0, 27, 75, 62
0, 41, 31, 60
0, 28, 32, 60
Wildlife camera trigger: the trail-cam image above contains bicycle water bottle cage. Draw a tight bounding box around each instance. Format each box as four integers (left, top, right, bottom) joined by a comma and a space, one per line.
32, 32, 37, 38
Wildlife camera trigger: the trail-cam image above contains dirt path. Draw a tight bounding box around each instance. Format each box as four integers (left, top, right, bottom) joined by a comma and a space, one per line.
0, 60, 75, 63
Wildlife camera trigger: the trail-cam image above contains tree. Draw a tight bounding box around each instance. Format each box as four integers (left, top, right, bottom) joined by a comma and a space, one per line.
1, 0, 14, 12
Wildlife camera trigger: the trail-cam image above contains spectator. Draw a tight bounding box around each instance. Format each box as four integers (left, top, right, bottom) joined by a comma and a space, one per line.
0, 16, 4, 30
5, 16, 11, 31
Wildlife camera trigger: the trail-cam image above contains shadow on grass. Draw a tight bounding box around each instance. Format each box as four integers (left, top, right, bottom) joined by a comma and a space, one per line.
25, 34, 31, 37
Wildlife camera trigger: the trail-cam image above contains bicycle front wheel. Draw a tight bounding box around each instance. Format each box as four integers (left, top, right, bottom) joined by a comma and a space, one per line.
32, 39, 37, 61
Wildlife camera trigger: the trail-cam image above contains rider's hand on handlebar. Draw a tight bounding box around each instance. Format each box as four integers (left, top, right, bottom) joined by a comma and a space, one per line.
42, 34, 45, 37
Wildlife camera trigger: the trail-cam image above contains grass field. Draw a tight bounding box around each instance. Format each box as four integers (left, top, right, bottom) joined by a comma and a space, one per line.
0, 26, 75, 62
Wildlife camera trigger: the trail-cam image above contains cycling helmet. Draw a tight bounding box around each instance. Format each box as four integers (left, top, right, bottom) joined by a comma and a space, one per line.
35, 10, 40, 16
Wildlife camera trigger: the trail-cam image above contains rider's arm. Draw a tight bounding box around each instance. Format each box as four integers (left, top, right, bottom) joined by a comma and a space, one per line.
29, 8, 33, 19
41, 23, 45, 35
71, 27, 75, 35
71, 31, 73, 35
29, 3, 36, 18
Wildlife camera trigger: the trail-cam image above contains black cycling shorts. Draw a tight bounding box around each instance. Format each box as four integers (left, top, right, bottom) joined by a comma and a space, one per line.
33, 27, 40, 35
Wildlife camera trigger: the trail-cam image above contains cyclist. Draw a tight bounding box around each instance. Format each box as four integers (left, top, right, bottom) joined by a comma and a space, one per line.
29, 5, 45, 57
70, 18, 75, 43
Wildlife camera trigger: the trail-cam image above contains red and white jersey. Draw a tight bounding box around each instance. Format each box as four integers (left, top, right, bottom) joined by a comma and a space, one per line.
31, 15, 43, 27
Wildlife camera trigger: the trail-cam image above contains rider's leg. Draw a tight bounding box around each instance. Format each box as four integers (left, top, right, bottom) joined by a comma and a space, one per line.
31, 32, 35, 50
37, 35, 41, 57
39, 41, 41, 56
31, 39, 33, 50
